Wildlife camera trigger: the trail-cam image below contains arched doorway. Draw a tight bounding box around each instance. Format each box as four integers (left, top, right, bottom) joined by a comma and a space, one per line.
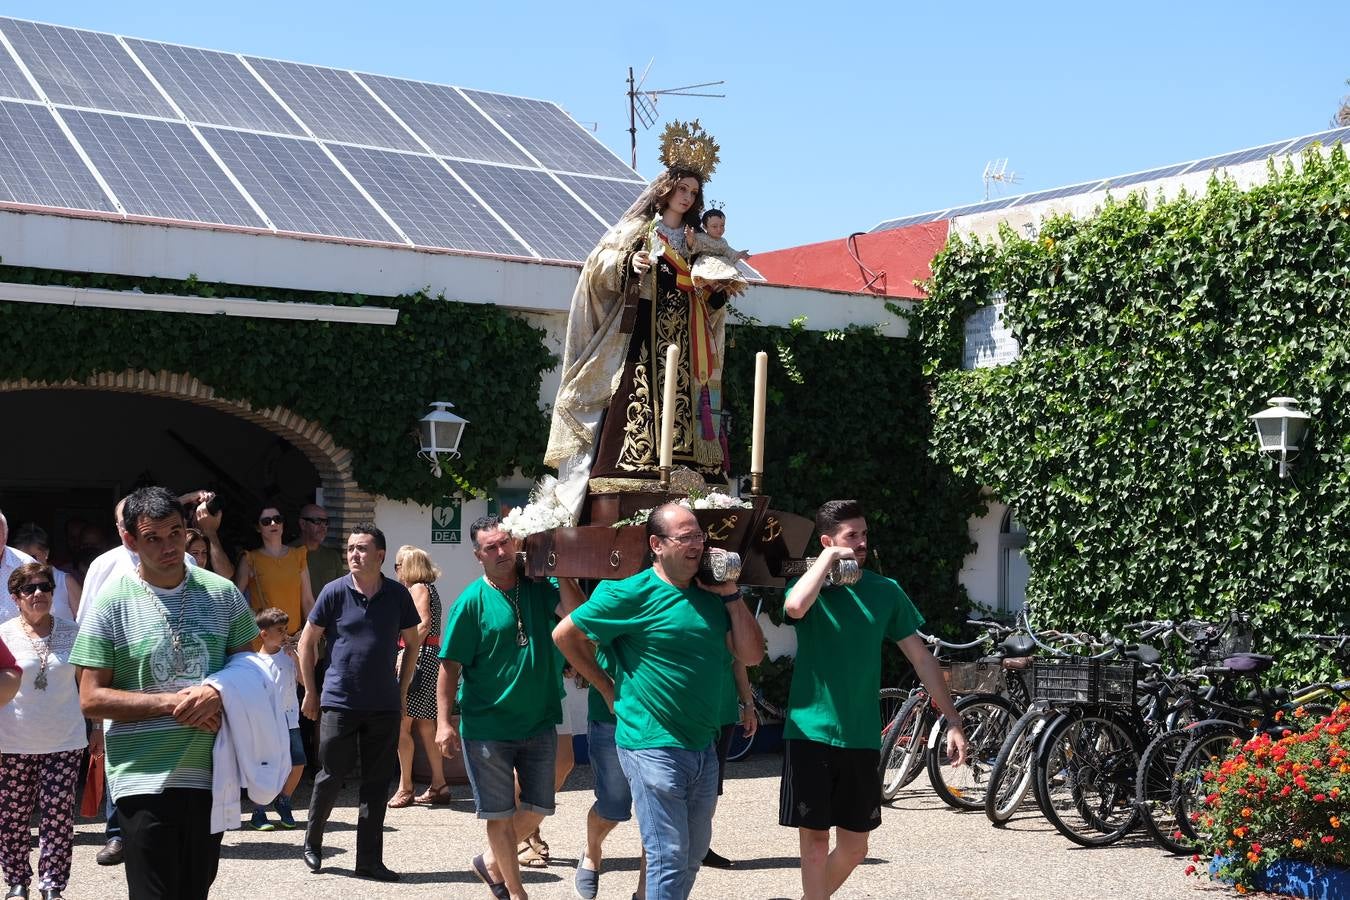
0, 370, 375, 565
998, 507, 1029, 615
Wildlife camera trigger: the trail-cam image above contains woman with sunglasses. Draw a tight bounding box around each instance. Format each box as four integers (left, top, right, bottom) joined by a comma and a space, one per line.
0, 563, 87, 900
233, 506, 314, 635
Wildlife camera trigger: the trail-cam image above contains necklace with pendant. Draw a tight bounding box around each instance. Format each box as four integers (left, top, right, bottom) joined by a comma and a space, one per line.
139, 574, 191, 673
20, 619, 53, 690
486, 576, 528, 647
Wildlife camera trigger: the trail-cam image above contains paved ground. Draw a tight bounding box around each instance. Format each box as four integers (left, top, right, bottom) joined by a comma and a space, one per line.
62, 754, 1235, 899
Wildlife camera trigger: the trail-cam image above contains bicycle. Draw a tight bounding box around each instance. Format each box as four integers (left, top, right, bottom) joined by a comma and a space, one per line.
725, 686, 786, 762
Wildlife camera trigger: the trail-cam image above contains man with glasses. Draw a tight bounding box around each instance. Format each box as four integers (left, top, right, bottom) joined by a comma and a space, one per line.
298, 524, 419, 882
435, 515, 582, 900
554, 502, 764, 900
292, 504, 345, 593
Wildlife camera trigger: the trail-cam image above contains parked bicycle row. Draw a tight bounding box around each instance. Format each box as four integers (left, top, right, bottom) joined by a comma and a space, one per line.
876, 603, 1350, 856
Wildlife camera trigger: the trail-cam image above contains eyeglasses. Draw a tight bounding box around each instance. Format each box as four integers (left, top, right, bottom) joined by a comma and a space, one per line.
258, 516, 284, 526
662, 532, 707, 547
17, 582, 54, 596
300, 517, 329, 526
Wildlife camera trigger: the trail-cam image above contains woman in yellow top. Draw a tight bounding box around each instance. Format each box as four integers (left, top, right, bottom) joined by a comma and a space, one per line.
233, 505, 314, 634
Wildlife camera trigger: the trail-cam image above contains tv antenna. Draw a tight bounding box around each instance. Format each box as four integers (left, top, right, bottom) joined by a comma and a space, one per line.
983, 159, 1022, 200
627, 61, 725, 169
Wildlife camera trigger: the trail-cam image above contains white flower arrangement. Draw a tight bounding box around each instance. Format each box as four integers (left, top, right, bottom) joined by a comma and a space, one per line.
683, 490, 752, 510
497, 476, 574, 539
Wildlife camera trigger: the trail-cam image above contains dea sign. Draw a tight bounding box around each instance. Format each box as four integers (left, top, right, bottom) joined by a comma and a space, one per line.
432, 496, 462, 544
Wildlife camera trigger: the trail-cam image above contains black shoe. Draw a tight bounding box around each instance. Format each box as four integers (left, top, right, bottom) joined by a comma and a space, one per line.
701, 848, 734, 869
303, 846, 322, 873
5, 886, 27, 899
40, 891, 63, 900
354, 863, 400, 882
95, 837, 123, 866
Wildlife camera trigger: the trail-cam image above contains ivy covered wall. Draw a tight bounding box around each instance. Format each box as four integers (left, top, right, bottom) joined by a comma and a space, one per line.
911, 148, 1350, 678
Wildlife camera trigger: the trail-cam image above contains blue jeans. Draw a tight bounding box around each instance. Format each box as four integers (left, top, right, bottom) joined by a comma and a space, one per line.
587, 720, 632, 822
618, 744, 719, 900
462, 728, 557, 820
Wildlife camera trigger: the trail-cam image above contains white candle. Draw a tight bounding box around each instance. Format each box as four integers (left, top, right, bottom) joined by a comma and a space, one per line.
660, 343, 679, 471
751, 350, 767, 475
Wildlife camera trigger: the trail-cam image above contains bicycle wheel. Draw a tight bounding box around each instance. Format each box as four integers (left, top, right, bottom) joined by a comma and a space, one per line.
1033, 711, 1142, 847
879, 686, 910, 740
985, 708, 1058, 825
879, 692, 931, 799
1137, 724, 1214, 854
926, 693, 1019, 811
1171, 723, 1249, 849
724, 711, 758, 762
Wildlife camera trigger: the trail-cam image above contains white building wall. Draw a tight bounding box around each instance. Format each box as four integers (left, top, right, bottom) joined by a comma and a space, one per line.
960, 499, 1005, 613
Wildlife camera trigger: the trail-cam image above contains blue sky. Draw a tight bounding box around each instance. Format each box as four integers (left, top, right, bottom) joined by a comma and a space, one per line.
14, 1, 1350, 251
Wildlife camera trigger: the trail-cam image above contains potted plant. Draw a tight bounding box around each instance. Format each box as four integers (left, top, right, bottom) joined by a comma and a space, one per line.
1188, 703, 1350, 897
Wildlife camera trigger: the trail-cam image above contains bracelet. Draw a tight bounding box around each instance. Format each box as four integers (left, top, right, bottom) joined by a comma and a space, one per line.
722, 589, 744, 604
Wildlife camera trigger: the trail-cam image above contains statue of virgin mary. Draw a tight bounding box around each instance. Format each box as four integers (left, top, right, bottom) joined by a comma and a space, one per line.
545, 121, 729, 519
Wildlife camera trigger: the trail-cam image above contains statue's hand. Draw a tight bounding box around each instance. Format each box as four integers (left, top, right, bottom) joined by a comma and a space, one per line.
632, 250, 652, 274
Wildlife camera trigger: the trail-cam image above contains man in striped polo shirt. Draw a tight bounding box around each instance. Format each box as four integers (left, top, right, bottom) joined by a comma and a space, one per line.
71, 486, 257, 900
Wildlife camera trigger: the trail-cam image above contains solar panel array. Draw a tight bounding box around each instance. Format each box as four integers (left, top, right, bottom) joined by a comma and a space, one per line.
872, 125, 1350, 233
0, 16, 650, 262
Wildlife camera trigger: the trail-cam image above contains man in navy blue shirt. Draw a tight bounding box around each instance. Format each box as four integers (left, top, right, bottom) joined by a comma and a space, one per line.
298, 523, 419, 882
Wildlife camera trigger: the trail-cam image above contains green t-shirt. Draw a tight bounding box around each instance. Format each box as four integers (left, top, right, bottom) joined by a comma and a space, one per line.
68, 568, 257, 802
293, 542, 347, 594
570, 568, 731, 751
439, 577, 562, 741
783, 569, 924, 749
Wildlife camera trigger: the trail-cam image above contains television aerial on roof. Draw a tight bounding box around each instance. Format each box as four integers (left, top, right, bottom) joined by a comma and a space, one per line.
983, 158, 1022, 200
627, 60, 725, 170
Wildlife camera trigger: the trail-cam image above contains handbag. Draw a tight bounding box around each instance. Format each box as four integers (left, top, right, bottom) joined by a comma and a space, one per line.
80, 750, 104, 818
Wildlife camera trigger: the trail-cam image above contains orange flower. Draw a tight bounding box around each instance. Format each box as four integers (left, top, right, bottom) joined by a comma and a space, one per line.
1241, 807, 1253, 818
1293, 838, 1305, 848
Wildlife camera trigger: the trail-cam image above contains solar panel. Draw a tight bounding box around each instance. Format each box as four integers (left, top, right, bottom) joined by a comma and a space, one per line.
358, 74, 532, 166
0, 100, 113, 212
1185, 139, 1296, 173
327, 145, 532, 257
0, 34, 38, 100
201, 127, 402, 243
1283, 127, 1350, 155
62, 109, 263, 227
127, 39, 304, 136
1100, 163, 1192, 191
245, 57, 421, 151
0, 18, 174, 117
462, 90, 635, 179
1010, 181, 1106, 206
451, 162, 606, 261
557, 175, 644, 224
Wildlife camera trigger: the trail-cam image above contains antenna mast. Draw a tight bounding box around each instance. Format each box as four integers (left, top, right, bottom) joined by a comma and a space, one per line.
627, 61, 725, 169
982, 158, 1022, 200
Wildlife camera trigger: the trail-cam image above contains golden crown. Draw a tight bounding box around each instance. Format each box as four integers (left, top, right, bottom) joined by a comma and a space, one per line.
658, 119, 720, 181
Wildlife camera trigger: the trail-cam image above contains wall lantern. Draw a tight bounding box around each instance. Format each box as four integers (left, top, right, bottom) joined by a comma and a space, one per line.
419, 401, 468, 477
1249, 396, 1311, 479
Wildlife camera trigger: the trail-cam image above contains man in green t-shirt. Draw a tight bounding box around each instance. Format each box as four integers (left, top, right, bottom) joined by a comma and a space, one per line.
70, 486, 258, 900
780, 499, 968, 900
554, 502, 764, 900
435, 515, 582, 900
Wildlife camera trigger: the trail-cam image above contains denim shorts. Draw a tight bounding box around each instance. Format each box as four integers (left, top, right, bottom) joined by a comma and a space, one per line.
587, 720, 632, 822
462, 727, 557, 820
288, 726, 306, 767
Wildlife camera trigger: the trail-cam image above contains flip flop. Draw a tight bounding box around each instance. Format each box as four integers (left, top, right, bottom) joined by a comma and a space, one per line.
471, 853, 509, 900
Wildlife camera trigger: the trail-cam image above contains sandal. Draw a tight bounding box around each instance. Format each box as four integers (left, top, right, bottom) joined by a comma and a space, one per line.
524, 828, 550, 861
517, 841, 548, 868
414, 784, 452, 805
387, 788, 415, 809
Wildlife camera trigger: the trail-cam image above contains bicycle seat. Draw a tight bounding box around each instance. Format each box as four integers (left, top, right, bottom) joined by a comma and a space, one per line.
1125, 644, 1162, 666
1224, 653, 1275, 674
1001, 634, 1037, 657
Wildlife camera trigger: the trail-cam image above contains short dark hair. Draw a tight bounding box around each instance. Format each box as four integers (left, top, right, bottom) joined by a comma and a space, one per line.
255, 606, 290, 630
469, 515, 503, 550
11, 522, 48, 553
349, 523, 385, 551
815, 499, 865, 537
121, 487, 184, 535
701, 209, 725, 227
8, 561, 53, 597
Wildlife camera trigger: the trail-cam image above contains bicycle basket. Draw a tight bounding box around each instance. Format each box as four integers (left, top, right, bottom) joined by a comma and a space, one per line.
940, 660, 1004, 695
1184, 619, 1256, 663
1031, 658, 1137, 706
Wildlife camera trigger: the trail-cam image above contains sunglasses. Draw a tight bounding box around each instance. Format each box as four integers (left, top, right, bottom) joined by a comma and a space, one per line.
300, 517, 328, 526
258, 516, 285, 526
17, 582, 54, 596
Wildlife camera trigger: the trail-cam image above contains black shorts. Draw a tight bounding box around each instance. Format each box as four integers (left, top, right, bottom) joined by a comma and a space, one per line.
778, 738, 882, 832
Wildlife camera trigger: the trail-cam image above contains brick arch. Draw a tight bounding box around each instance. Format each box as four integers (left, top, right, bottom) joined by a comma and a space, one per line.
0, 369, 376, 535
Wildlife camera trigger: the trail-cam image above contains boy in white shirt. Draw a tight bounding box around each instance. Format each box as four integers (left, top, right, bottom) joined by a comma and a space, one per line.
250, 608, 306, 830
